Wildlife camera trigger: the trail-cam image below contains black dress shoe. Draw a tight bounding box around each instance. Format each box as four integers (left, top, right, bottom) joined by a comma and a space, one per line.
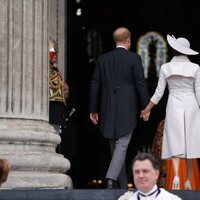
106, 178, 118, 189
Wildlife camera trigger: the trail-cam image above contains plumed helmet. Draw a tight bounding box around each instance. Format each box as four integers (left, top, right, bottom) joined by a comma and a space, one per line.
49, 37, 59, 53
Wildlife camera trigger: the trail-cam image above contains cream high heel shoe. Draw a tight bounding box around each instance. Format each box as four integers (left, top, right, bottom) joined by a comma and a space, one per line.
184, 180, 192, 190
172, 176, 180, 190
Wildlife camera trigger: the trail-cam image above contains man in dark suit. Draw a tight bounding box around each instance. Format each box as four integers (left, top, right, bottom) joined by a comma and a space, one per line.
90, 27, 149, 189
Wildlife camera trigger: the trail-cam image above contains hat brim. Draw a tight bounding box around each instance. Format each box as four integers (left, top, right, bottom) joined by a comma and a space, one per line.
167, 35, 199, 55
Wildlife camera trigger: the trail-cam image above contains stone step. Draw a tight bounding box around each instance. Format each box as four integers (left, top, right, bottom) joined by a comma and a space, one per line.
0, 189, 199, 200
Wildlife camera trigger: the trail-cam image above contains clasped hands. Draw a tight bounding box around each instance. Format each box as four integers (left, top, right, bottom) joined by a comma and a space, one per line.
140, 109, 150, 121
90, 109, 150, 124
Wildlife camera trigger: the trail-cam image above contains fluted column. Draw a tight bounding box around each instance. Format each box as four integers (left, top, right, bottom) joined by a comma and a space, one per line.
0, 0, 72, 189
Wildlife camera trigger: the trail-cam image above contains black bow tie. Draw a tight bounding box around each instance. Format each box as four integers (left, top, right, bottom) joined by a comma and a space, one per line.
137, 188, 160, 199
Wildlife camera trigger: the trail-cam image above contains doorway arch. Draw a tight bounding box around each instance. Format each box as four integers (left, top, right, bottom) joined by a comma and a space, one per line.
137, 31, 168, 78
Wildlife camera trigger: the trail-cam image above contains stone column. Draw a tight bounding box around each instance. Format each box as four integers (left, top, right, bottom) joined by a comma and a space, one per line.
0, 0, 72, 189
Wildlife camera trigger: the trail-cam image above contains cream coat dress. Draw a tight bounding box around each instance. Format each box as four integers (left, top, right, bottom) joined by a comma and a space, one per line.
151, 55, 200, 159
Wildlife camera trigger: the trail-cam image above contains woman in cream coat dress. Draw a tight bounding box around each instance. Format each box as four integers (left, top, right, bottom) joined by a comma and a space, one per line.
141, 35, 200, 190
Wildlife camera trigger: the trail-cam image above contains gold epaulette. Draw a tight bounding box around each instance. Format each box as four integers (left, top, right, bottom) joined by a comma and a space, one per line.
49, 67, 64, 102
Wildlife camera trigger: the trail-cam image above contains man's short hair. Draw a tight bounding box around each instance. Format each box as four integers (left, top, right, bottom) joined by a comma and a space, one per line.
131, 152, 160, 170
0, 159, 10, 184
113, 27, 131, 43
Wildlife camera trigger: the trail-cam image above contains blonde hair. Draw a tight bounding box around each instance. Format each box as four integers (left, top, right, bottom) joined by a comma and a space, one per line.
113, 27, 131, 43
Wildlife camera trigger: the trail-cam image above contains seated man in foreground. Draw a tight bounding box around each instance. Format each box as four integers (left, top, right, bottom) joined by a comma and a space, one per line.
118, 153, 182, 200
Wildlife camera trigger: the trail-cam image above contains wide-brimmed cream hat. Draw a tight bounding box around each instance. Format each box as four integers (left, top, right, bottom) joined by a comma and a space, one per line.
167, 35, 199, 55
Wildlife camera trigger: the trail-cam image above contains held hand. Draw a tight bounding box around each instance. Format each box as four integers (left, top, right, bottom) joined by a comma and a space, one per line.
90, 113, 99, 125
140, 109, 150, 121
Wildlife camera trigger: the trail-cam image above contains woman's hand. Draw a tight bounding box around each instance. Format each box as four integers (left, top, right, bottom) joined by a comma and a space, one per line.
140, 109, 150, 121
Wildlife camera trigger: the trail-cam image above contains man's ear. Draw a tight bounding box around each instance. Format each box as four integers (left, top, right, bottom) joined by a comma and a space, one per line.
155, 169, 160, 180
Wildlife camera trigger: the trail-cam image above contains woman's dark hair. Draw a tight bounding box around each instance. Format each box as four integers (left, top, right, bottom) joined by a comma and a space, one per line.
131, 152, 160, 170
173, 49, 184, 56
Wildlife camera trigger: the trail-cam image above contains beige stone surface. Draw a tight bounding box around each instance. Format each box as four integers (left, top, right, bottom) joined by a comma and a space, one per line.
0, 0, 72, 189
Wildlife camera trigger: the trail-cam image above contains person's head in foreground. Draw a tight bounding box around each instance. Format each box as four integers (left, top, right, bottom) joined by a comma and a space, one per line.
0, 159, 10, 187
132, 153, 160, 193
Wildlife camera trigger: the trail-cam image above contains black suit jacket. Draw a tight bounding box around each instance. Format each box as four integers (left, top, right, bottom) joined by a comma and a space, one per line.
90, 47, 149, 139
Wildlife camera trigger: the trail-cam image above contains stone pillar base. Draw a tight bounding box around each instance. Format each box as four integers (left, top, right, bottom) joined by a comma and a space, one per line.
2, 172, 72, 189
0, 118, 72, 189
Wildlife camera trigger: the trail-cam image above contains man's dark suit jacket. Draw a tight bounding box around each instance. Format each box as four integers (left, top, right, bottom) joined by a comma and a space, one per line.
90, 47, 149, 139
